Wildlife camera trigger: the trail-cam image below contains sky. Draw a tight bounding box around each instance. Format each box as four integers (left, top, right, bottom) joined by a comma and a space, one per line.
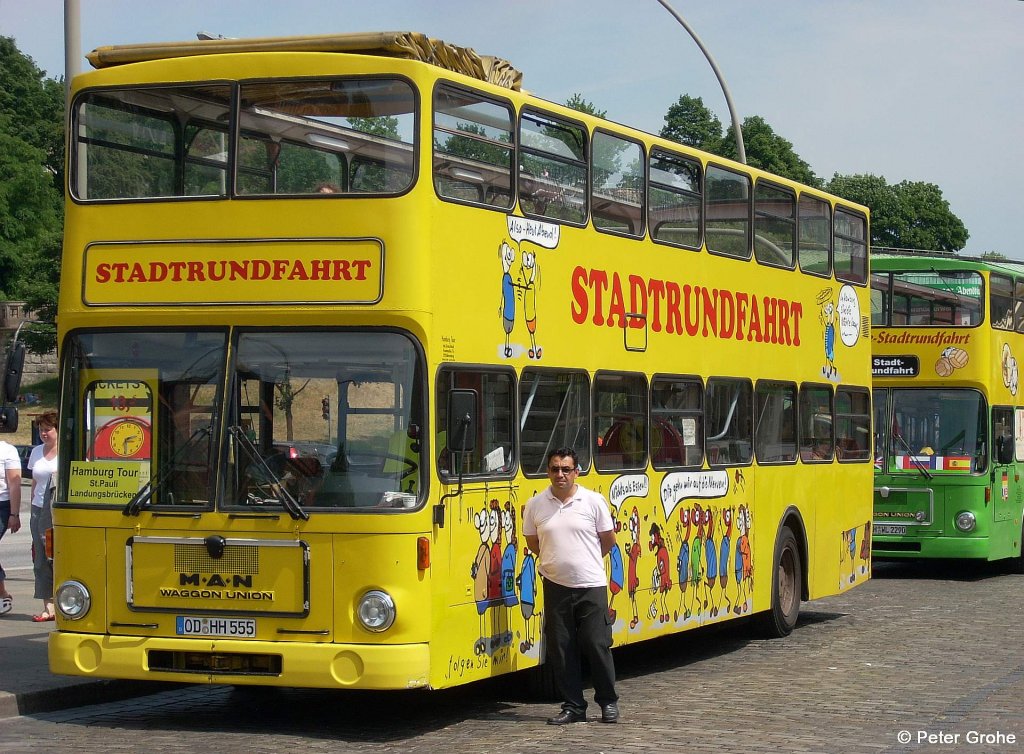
1, 0, 1021, 257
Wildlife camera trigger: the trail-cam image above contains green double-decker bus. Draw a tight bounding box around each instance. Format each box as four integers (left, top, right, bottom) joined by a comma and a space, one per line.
871, 249, 1024, 568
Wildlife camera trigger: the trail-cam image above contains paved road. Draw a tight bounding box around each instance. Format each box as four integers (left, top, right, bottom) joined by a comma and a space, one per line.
0, 560, 1021, 754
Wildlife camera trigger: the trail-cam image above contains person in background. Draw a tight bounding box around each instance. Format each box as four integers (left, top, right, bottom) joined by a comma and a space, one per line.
28, 411, 58, 622
523, 446, 620, 725
0, 437, 23, 616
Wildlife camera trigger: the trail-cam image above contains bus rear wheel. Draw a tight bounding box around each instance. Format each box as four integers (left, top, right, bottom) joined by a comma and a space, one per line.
757, 527, 802, 638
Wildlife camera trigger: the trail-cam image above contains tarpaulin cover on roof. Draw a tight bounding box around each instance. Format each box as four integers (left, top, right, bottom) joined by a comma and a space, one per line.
85, 31, 523, 90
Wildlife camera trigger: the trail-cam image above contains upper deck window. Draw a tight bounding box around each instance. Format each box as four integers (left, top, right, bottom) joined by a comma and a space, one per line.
432, 84, 514, 209
73, 85, 233, 200
71, 78, 416, 201
872, 270, 983, 327
648, 148, 702, 250
833, 208, 868, 285
238, 78, 415, 195
518, 109, 587, 225
705, 165, 751, 259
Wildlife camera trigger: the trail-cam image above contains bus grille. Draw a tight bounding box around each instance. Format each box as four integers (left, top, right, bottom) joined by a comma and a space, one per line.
173, 544, 260, 574
148, 649, 281, 676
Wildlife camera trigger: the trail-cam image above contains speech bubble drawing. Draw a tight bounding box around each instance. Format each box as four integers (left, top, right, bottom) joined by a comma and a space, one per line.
608, 474, 649, 514
659, 470, 730, 519
507, 216, 560, 249
838, 284, 861, 347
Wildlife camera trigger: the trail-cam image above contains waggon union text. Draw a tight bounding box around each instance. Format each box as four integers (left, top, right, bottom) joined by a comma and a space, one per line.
160, 588, 274, 600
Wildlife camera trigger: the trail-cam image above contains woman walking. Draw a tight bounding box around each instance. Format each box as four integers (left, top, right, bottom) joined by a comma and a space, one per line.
28, 411, 58, 622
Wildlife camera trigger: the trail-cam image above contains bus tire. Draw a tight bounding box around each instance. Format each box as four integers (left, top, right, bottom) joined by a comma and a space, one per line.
756, 527, 802, 638
1007, 520, 1024, 575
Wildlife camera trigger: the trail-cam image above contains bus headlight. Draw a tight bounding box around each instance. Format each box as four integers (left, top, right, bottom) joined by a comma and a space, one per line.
357, 590, 396, 632
954, 511, 977, 532
55, 580, 91, 620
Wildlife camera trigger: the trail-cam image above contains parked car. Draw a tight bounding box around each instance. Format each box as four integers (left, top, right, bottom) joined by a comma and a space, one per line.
15, 444, 32, 479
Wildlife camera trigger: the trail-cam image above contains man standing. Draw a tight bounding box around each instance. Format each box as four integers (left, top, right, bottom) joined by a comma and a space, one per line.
523, 447, 619, 725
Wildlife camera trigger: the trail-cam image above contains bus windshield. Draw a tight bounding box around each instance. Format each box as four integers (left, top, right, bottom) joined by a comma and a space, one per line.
228, 330, 424, 511
60, 329, 425, 512
881, 388, 987, 472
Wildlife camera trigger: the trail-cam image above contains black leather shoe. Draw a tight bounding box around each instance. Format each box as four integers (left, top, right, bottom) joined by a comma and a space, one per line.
547, 709, 586, 725
600, 703, 619, 723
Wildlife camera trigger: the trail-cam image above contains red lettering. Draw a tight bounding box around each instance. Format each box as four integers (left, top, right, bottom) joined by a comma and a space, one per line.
350, 259, 371, 280
570, 266, 588, 325
628, 275, 647, 329
95, 263, 111, 283
607, 273, 626, 328
589, 269, 609, 326
701, 287, 717, 337
666, 282, 683, 335
648, 279, 665, 332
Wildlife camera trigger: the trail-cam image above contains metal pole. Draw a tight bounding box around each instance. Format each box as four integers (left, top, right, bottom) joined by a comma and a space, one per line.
655, 0, 746, 164
63, 0, 81, 104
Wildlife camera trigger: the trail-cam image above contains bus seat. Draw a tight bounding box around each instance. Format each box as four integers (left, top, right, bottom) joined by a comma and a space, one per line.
651, 418, 685, 466
601, 419, 645, 468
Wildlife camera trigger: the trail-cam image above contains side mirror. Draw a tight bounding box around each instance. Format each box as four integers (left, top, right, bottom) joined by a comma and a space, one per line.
996, 434, 1014, 465
446, 389, 477, 453
0, 406, 18, 434
4, 341, 25, 404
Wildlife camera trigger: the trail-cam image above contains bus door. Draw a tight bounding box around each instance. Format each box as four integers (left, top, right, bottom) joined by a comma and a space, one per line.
992, 406, 1020, 529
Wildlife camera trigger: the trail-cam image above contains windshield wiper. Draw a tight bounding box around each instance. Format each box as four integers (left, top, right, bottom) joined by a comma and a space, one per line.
123, 426, 211, 516
892, 429, 933, 480
229, 425, 309, 521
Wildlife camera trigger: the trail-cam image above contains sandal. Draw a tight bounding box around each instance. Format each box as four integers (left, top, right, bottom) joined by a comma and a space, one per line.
31, 613, 55, 622
0, 595, 12, 616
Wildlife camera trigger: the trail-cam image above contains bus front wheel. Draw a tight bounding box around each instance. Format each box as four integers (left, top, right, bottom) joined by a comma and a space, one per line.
757, 527, 802, 638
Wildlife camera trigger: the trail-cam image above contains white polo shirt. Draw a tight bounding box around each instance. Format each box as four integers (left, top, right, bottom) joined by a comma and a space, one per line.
523, 483, 613, 589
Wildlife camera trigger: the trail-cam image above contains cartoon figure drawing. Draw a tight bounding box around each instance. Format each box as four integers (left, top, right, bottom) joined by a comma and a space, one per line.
734, 504, 753, 614
471, 500, 503, 654
626, 507, 642, 629
842, 526, 858, 585
518, 541, 538, 653
674, 507, 692, 621
607, 518, 625, 622
521, 249, 541, 359
499, 241, 517, 358
649, 523, 672, 623
718, 506, 734, 616
689, 503, 705, 618
858, 522, 871, 577
501, 502, 519, 608
702, 506, 719, 617
817, 287, 838, 380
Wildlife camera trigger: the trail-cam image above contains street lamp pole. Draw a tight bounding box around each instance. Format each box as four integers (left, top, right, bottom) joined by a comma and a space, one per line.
64, 0, 81, 104
655, 0, 746, 164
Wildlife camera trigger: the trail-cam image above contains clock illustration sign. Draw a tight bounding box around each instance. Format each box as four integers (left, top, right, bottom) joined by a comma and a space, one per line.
93, 416, 152, 460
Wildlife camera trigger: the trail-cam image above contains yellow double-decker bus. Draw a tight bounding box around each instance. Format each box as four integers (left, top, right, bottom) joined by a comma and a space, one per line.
49, 32, 872, 690
871, 248, 1024, 568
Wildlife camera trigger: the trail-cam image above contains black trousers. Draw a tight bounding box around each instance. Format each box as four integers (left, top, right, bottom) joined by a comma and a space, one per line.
542, 579, 618, 713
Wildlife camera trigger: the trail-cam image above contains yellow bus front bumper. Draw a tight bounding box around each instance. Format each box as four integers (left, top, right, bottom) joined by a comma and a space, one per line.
49, 631, 431, 690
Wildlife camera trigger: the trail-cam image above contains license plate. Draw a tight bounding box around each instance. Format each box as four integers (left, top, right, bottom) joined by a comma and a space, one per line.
176, 616, 256, 638
873, 524, 908, 536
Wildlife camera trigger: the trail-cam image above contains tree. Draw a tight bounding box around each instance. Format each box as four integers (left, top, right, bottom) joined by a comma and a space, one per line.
565, 93, 607, 119
0, 37, 64, 191
659, 94, 722, 153
826, 174, 968, 252
722, 116, 820, 187
0, 37, 64, 350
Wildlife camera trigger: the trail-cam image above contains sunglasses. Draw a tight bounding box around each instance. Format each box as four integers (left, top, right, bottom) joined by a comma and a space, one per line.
548, 466, 577, 475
